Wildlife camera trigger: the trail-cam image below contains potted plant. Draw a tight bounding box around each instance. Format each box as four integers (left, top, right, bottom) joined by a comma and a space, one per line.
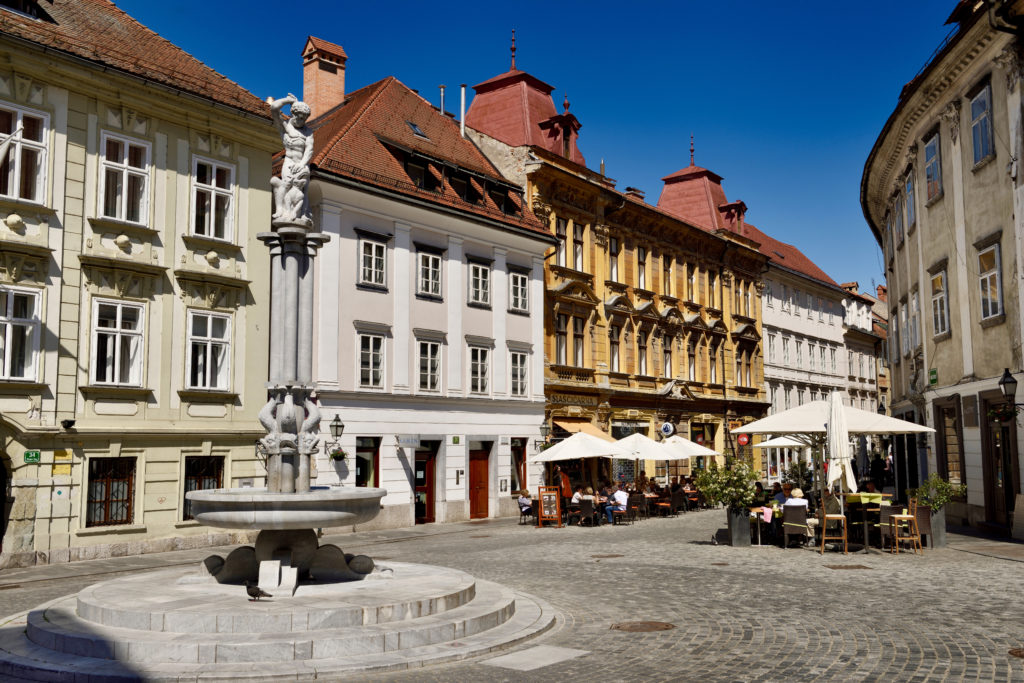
910, 472, 966, 548
987, 404, 1018, 423
328, 446, 348, 463
695, 461, 758, 547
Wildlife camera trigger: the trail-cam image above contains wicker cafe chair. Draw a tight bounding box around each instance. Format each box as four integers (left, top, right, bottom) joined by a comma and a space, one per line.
819, 500, 848, 555
628, 494, 649, 521
889, 498, 922, 555
518, 504, 532, 525
781, 505, 809, 548
653, 494, 675, 517
875, 504, 898, 550
670, 490, 687, 515
577, 498, 599, 526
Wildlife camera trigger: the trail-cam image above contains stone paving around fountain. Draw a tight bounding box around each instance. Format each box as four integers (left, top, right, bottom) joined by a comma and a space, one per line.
2, 510, 1024, 681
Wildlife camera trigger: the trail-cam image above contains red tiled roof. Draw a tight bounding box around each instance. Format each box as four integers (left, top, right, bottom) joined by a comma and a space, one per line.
466, 69, 586, 167
0, 1, 269, 118
310, 76, 549, 238
304, 36, 347, 59
656, 165, 728, 231
741, 222, 840, 288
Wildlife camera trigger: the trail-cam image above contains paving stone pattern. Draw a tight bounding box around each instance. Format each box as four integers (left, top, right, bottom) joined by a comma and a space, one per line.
3, 510, 1024, 682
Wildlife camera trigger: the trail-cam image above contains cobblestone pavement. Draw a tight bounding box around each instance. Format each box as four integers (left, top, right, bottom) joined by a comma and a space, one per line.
3, 509, 1024, 682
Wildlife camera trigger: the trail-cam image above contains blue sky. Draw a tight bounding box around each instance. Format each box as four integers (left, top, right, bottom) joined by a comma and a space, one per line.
117, 1, 955, 293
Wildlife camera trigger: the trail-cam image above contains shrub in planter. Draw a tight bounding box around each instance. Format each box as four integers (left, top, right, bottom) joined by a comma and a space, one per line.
696, 462, 758, 547
328, 447, 348, 463
910, 472, 966, 548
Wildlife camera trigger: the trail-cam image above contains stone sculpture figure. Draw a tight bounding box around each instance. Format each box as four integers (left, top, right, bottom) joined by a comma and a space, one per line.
270, 94, 314, 226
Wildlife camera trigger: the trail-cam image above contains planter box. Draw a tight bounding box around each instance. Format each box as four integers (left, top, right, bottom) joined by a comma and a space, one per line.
918, 506, 946, 548
726, 506, 751, 547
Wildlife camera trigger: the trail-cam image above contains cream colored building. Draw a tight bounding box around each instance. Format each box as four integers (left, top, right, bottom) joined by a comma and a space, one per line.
0, 2, 276, 567
861, 0, 1024, 528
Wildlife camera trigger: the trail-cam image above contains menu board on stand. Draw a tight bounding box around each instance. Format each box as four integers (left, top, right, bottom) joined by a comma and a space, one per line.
536, 485, 562, 528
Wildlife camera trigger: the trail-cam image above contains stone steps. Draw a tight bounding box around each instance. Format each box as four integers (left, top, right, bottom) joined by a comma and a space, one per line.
0, 589, 555, 681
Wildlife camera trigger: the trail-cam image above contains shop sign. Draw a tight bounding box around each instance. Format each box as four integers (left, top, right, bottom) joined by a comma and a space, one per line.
550, 393, 597, 406
23, 450, 40, 463
396, 435, 421, 448
737, 434, 750, 446
929, 368, 937, 386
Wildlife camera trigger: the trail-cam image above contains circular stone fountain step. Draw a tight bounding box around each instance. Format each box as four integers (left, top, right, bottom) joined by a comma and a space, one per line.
75, 563, 476, 633
0, 564, 556, 681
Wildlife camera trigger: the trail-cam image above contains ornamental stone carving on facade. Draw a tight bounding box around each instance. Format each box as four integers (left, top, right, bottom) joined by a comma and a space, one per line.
941, 99, 961, 142
994, 43, 1022, 93
904, 142, 918, 171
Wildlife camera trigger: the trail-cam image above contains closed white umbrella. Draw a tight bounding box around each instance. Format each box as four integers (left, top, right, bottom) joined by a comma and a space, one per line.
826, 391, 857, 494
528, 432, 633, 463
661, 435, 719, 459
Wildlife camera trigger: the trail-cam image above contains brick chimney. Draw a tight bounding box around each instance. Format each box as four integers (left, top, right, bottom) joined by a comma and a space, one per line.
302, 36, 348, 119
876, 284, 887, 303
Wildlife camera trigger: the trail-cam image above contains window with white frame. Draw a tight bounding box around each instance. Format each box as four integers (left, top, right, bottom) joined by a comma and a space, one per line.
417, 251, 441, 297
817, 296, 824, 321
101, 132, 149, 224
418, 340, 440, 392
709, 271, 717, 308
687, 266, 696, 302
555, 218, 567, 267
979, 244, 1002, 319
358, 334, 384, 388
637, 329, 648, 375
770, 384, 778, 412
573, 223, 584, 270
894, 195, 904, 245
187, 311, 230, 390
782, 337, 790, 364
0, 103, 47, 203
924, 133, 942, 200
609, 237, 620, 281
781, 284, 790, 311
971, 84, 993, 164
0, 286, 39, 380
808, 342, 815, 371
819, 345, 825, 372
663, 257, 673, 296
848, 350, 854, 377
469, 346, 489, 394
556, 314, 567, 365
785, 386, 791, 410
637, 247, 647, 289
905, 173, 916, 228
709, 341, 718, 383
609, 325, 620, 372
509, 270, 529, 312
910, 291, 920, 349
830, 347, 836, 373
796, 340, 803, 368
359, 238, 386, 287
468, 261, 490, 305
573, 316, 585, 367
91, 300, 144, 386
735, 349, 744, 387
510, 351, 528, 396
766, 280, 774, 307
192, 157, 234, 240
900, 306, 909, 355
931, 271, 949, 335
804, 292, 811, 317
687, 339, 696, 381
768, 334, 776, 363
663, 334, 673, 377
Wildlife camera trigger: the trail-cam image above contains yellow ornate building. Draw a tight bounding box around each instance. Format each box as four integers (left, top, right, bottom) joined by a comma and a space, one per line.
466, 64, 768, 482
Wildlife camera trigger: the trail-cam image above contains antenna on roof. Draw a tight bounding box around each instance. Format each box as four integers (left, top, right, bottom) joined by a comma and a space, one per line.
511, 28, 517, 70
690, 133, 695, 166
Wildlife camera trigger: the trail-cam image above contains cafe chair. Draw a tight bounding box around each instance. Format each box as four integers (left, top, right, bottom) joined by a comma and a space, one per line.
654, 494, 675, 517
519, 505, 533, 525
782, 505, 809, 548
628, 494, 648, 522
819, 501, 848, 555
874, 504, 897, 550
577, 499, 599, 526
611, 504, 632, 525
889, 498, 922, 555
670, 490, 687, 515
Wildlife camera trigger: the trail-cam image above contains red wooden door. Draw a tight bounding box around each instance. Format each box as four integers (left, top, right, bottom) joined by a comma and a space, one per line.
469, 450, 489, 519
415, 450, 435, 524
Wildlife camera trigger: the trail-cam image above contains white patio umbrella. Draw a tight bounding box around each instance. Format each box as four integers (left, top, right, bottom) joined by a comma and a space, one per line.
752, 436, 805, 449
661, 435, 719, 459
826, 391, 858, 496
616, 432, 668, 461
528, 432, 633, 463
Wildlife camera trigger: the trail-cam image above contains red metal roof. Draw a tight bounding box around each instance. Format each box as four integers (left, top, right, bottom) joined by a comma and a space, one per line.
0, 0, 269, 118
310, 76, 549, 238
466, 68, 586, 167
656, 165, 728, 231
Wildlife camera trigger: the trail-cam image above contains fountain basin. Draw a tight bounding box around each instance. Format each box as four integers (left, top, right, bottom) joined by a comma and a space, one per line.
186, 486, 385, 530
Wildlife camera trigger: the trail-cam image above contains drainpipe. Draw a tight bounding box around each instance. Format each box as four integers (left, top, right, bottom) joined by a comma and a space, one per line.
439, 84, 446, 115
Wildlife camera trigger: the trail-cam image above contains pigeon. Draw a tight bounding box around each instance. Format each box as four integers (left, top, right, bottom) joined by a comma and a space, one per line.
244, 581, 272, 601
711, 534, 719, 546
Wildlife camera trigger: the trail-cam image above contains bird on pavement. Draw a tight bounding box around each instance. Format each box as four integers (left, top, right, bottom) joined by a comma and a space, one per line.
245, 581, 272, 601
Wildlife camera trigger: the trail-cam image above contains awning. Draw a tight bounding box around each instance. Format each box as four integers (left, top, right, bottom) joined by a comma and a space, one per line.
553, 419, 615, 443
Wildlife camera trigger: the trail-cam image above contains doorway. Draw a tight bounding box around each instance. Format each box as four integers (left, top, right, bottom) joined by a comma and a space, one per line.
414, 441, 440, 524
355, 437, 380, 488
0, 454, 10, 553
982, 397, 1020, 528
469, 448, 490, 519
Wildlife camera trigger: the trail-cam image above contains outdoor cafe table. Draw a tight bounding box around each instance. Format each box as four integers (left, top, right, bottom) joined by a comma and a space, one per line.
749, 506, 774, 546
840, 492, 891, 552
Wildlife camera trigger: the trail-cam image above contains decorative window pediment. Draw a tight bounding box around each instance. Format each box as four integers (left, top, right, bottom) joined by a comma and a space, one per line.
551, 279, 599, 307
175, 270, 247, 311
0, 238, 50, 284
81, 254, 165, 299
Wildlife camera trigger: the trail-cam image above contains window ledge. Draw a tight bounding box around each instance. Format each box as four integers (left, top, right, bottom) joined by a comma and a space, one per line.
415, 292, 443, 303
508, 308, 530, 317
356, 282, 388, 294
925, 191, 944, 208
76, 524, 147, 537
932, 331, 952, 344
0, 195, 56, 215
981, 313, 1006, 329
88, 216, 158, 236
182, 233, 241, 253
79, 385, 152, 399
178, 389, 239, 403
971, 153, 996, 173
0, 379, 46, 392
467, 301, 492, 310
174, 520, 202, 529
634, 287, 655, 299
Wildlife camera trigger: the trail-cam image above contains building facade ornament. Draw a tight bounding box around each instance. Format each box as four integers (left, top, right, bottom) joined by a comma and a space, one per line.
905, 142, 918, 171
994, 43, 1022, 93
941, 99, 961, 143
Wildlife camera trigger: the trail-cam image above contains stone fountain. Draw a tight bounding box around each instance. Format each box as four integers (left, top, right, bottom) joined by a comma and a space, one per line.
0, 96, 554, 680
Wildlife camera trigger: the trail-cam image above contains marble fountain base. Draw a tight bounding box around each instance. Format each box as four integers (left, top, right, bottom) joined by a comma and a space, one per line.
0, 561, 555, 681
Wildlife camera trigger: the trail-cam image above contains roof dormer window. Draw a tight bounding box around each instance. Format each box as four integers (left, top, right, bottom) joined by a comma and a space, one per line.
406, 121, 429, 140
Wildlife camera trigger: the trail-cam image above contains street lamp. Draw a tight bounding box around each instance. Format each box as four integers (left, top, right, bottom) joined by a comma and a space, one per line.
877, 399, 886, 416
1000, 368, 1018, 405
535, 420, 551, 450
329, 414, 345, 441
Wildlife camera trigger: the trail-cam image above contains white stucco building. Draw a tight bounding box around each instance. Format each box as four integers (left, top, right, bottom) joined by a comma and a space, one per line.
300, 39, 554, 528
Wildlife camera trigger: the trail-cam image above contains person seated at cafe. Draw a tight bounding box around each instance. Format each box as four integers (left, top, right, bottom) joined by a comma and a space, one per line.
683, 477, 696, 491
754, 481, 767, 504
635, 470, 649, 493
783, 488, 809, 507
517, 489, 532, 514
769, 482, 782, 502
670, 476, 682, 493
863, 479, 878, 493
774, 483, 793, 505
571, 485, 585, 505
604, 483, 630, 524
649, 480, 662, 495
582, 486, 596, 501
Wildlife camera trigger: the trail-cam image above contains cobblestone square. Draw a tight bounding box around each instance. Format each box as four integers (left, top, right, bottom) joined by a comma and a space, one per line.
3, 509, 1023, 682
